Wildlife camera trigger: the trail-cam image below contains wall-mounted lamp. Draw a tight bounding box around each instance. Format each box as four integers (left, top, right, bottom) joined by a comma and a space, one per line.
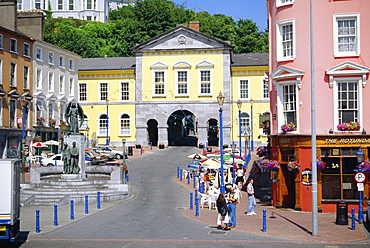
329, 129, 333, 134
362, 129, 366, 135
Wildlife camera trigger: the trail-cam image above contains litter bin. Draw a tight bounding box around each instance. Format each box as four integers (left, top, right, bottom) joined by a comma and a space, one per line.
335, 201, 348, 225
128, 146, 133, 156
206, 147, 212, 152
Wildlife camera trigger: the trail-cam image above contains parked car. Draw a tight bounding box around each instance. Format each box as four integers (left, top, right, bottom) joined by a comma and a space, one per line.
223, 147, 244, 158
85, 149, 108, 164
90, 148, 115, 161
85, 151, 98, 165
104, 161, 128, 173
41, 154, 92, 167
95, 145, 127, 159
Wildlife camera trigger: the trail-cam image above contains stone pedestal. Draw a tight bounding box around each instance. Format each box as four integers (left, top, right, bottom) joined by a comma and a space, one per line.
64, 134, 87, 179
60, 174, 82, 181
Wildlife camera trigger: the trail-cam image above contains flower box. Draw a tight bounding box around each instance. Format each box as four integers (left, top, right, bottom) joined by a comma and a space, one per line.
287, 161, 300, 171
49, 118, 56, 128
310, 159, 327, 169
281, 122, 296, 133
36, 116, 45, 126
159, 143, 165, 149
259, 159, 280, 170
337, 122, 360, 131
135, 144, 141, 149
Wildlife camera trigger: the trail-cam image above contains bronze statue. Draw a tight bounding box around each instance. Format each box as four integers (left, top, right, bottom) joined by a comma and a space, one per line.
70, 141, 80, 174
62, 143, 71, 173
65, 101, 84, 134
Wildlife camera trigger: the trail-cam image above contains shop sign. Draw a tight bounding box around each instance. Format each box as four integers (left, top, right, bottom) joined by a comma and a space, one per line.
302, 169, 312, 186
324, 138, 370, 145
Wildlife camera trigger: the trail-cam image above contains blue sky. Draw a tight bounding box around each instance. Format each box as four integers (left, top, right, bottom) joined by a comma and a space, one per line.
172, 0, 268, 31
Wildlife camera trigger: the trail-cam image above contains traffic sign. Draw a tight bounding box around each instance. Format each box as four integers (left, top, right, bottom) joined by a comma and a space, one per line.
354, 172, 366, 183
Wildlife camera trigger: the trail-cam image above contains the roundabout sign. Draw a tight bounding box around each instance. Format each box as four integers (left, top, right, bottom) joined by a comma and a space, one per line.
354, 172, 366, 183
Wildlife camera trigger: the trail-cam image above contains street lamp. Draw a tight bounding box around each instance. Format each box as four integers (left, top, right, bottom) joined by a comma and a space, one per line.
217, 92, 225, 193
356, 147, 365, 223
236, 99, 242, 158
250, 98, 254, 151
244, 128, 251, 168
106, 99, 109, 146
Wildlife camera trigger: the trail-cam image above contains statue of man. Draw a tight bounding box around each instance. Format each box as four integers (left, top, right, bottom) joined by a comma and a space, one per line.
70, 141, 80, 174
65, 101, 84, 134
62, 143, 71, 174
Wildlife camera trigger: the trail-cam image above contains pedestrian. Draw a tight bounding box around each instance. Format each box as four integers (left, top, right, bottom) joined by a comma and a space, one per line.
246, 178, 256, 215
250, 161, 261, 187
236, 167, 245, 189
216, 193, 230, 230
227, 187, 238, 228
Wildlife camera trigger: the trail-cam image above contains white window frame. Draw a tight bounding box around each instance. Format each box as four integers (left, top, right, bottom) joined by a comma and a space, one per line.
59, 74, 65, 94
69, 59, 74, 70
120, 81, 129, 101
48, 72, 54, 92
239, 78, 249, 99
79, 83, 87, 102
36, 68, 42, 90
48, 102, 54, 120
198, 69, 212, 96
10, 38, 17, 53
17, 0, 23, 10
69, 77, 74, 96
175, 69, 189, 96
10, 62, 17, 87
276, 0, 294, 8
276, 19, 295, 62
0, 34, 3, 49
333, 13, 360, 57
23, 65, 30, 89
276, 80, 299, 131
153, 70, 166, 97
36, 47, 42, 61
98, 114, 109, 136
9, 99, 16, 127
119, 113, 131, 136
23, 42, 30, 57
333, 77, 362, 128
69, 0, 74, 10
59, 55, 65, 68
48, 51, 54, 64
99, 82, 108, 101
262, 77, 269, 99
241, 112, 250, 133
58, 0, 63, 10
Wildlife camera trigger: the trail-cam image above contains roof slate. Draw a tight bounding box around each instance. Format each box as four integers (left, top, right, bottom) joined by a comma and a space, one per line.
78, 57, 136, 70
232, 52, 269, 66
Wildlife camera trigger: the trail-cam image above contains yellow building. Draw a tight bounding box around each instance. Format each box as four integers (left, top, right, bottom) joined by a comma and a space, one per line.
78, 22, 269, 154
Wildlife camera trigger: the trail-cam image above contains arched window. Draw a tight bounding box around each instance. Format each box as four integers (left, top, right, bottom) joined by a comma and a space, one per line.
99, 114, 108, 136
120, 114, 130, 135
241, 112, 250, 132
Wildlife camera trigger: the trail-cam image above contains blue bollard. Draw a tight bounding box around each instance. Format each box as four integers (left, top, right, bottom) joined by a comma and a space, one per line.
180, 168, 183, 181
140, 147, 142, 155
126, 174, 129, 182
187, 171, 191, 185
190, 192, 193, 210
195, 190, 199, 217
54, 204, 58, 226
85, 195, 89, 214
97, 191, 101, 209
193, 176, 197, 188
351, 208, 356, 230
150, 142, 152, 150
39, 157, 42, 167
201, 182, 205, 193
70, 200, 75, 220
28, 160, 31, 171
35, 209, 41, 233
262, 209, 267, 232
177, 166, 180, 178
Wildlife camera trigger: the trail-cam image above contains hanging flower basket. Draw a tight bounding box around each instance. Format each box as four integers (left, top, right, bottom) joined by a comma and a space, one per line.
287, 161, 300, 171
60, 119, 67, 126
281, 122, 296, 133
34, 136, 42, 142
259, 159, 280, 170
49, 118, 56, 128
359, 161, 370, 172
36, 116, 45, 126
337, 122, 360, 131
310, 159, 327, 169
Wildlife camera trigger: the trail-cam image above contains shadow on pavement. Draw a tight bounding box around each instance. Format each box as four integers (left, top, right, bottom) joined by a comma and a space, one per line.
0, 231, 29, 248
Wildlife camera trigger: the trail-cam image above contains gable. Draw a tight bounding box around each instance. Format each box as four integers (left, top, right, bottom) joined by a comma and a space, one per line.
326, 61, 370, 88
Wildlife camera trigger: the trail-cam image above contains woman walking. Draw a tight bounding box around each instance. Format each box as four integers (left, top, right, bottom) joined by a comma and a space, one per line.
246, 178, 256, 215
216, 193, 230, 230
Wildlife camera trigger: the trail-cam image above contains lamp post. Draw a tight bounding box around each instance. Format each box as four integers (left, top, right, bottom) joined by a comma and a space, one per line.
231, 142, 236, 184
250, 99, 254, 151
244, 128, 251, 168
217, 92, 225, 193
237, 99, 242, 158
106, 99, 109, 146
356, 147, 365, 223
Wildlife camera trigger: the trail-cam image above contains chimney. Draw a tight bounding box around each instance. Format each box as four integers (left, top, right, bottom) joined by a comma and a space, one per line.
17, 11, 45, 41
189, 21, 200, 32
0, 0, 17, 31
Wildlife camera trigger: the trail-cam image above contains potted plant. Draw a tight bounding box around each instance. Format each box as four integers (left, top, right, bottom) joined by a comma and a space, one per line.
281, 122, 296, 133
48, 118, 56, 128
259, 159, 280, 170
135, 143, 141, 149
310, 159, 327, 169
287, 161, 300, 171
337, 122, 361, 131
60, 119, 67, 126
36, 116, 45, 126
159, 143, 165, 149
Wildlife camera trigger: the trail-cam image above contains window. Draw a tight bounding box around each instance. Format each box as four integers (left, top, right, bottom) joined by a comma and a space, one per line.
58, 0, 63, 10
120, 114, 130, 135
336, 80, 359, 125
154, 71, 165, 95
277, 20, 295, 61
17, 0, 23, 10
48, 102, 53, 120
239, 79, 249, 99
282, 84, 297, 126
10, 62, 16, 87
69, 0, 74, 10
36, 68, 42, 89
69, 77, 74, 96
36, 47, 42, 60
59, 104, 66, 122
241, 112, 250, 132
334, 14, 360, 57
263, 78, 269, 99
86, 16, 92, 21
120, 82, 129, 101
48, 52, 54, 64
176, 71, 188, 95
36, 101, 44, 119
99, 114, 108, 136
59, 74, 65, 94
69, 59, 74, 70
86, 0, 93, 9
276, 0, 294, 7
79, 83, 87, 101
0, 34, 3, 49
23, 66, 29, 89
10, 38, 17, 53
48, 72, 54, 92
200, 70, 211, 94
35, 0, 43, 9
100, 82, 108, 101
9, 99, 16, 127
23, 43, 30, 57
59, 56, 64, 67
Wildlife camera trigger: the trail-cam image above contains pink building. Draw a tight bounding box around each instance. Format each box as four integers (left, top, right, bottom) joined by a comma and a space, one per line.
268, 0, 370, 212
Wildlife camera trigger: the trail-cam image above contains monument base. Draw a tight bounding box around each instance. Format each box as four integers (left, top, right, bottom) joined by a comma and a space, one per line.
60, 174, 83, 181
